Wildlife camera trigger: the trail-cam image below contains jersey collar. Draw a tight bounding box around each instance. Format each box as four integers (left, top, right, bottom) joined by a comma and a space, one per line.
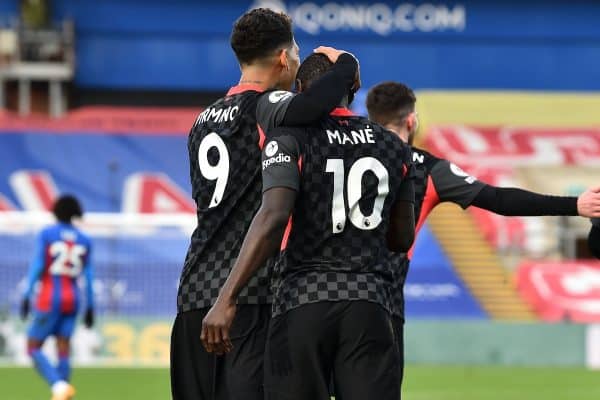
330, 107, 356, 117
226, 84, 265, 96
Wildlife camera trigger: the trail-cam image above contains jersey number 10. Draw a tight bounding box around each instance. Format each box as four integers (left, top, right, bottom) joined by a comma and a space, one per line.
326, 157, 389, 233
198, 133, 230, 208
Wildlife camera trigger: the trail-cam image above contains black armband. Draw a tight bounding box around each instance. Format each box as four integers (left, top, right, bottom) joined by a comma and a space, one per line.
470, 185, 578, 216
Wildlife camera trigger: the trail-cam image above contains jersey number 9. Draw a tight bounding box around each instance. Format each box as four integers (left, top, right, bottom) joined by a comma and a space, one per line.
198, 133, 230, 208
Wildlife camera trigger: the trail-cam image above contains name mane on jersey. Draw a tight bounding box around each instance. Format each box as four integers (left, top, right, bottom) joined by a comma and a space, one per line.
196, 105, 240, 125
326, 128, 375, 145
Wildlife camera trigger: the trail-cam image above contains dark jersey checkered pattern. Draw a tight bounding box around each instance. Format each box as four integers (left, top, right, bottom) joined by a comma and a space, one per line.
262, 110, 414, 317
391, 147, 485, 319
177, 88, 271, 313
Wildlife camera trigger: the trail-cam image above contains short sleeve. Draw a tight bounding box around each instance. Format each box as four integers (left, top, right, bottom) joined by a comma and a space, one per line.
430, 159, 486, 209
262, 133, 302, 193
256, 90, 296, 133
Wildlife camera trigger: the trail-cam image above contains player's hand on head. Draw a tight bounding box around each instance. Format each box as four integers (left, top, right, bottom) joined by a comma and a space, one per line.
314, 46, 360, 91
577, 186, 600, 217
314, 46, 351, 64
84, 308, 95, 328
20, 298, 29, 321
200, 299, 236, 355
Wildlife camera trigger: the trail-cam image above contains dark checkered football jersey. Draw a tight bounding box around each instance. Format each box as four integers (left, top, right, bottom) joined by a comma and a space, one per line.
177, 86, 272, 313
261, 109, 414, 317
391, 147, 485, 319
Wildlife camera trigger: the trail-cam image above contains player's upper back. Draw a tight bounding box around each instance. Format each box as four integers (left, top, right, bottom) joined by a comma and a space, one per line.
41, 222, 91, 278
277, 109, 412, 268
188, 85, 265, 210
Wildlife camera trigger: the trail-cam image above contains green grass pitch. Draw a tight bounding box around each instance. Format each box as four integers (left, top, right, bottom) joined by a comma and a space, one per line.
3, 365, 600, 400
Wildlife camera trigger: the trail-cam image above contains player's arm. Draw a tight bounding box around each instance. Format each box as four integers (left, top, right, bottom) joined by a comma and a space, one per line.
256, 51, 358, 131
202, 132, 302, 355
388, 181, 415, 252
589, 219, 600, 259
83, 242, 95, 328
469, 184, 600, 217
21, 232, 46, 320
430, 159, 600, 217
388, 150, 416, 252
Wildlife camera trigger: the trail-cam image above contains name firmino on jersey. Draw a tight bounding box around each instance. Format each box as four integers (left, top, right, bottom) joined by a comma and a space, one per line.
196, 105, 240, 124
327, 128, 376, 145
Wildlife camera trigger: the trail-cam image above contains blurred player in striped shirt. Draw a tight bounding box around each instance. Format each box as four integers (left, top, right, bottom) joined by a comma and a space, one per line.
20, 195, 95, 400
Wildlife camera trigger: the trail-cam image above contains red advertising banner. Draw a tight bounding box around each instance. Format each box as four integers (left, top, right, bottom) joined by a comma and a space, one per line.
0, 107, 199, 135
518, 261, 600, 323
425, 125, 600, 249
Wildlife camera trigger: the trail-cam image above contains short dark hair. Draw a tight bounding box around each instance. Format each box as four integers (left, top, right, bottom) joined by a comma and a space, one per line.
366, 81, 416, 126
230, 8, 294, 65
53, 195, 83, 223
296, 53, 333, 90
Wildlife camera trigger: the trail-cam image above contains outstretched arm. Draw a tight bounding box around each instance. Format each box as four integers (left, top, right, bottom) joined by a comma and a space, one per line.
427, 157, 600, 217
281, 51, 358, 126
470, 185, 600, 217
256, 49, 358, 132
201, 188, 296, 354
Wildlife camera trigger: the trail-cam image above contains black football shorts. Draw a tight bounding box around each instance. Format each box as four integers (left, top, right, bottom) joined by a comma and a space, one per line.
264, 301, 401, 400
170, 304, 270, 400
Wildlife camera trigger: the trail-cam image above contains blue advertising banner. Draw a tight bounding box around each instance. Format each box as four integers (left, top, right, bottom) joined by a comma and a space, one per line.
0, 131, 189, 212
50, 0, 600, 39
407, 226, 487, 319
35, 0, 600, 91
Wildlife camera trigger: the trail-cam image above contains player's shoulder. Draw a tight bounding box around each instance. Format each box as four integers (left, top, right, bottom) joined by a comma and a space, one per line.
192, 89, 261, 129
39, 224, 58, 239
255, 89, 296, 124
257, 89, 295, 106
265, 125, 307, 147
53, 223, 90, 244
75, 228, 92, 246
411, 147, 443, 166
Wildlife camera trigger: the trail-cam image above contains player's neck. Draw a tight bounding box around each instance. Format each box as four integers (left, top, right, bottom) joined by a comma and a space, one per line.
238, 66, 280, 91
385, 124, 410, 143
338, 96, 349, 108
